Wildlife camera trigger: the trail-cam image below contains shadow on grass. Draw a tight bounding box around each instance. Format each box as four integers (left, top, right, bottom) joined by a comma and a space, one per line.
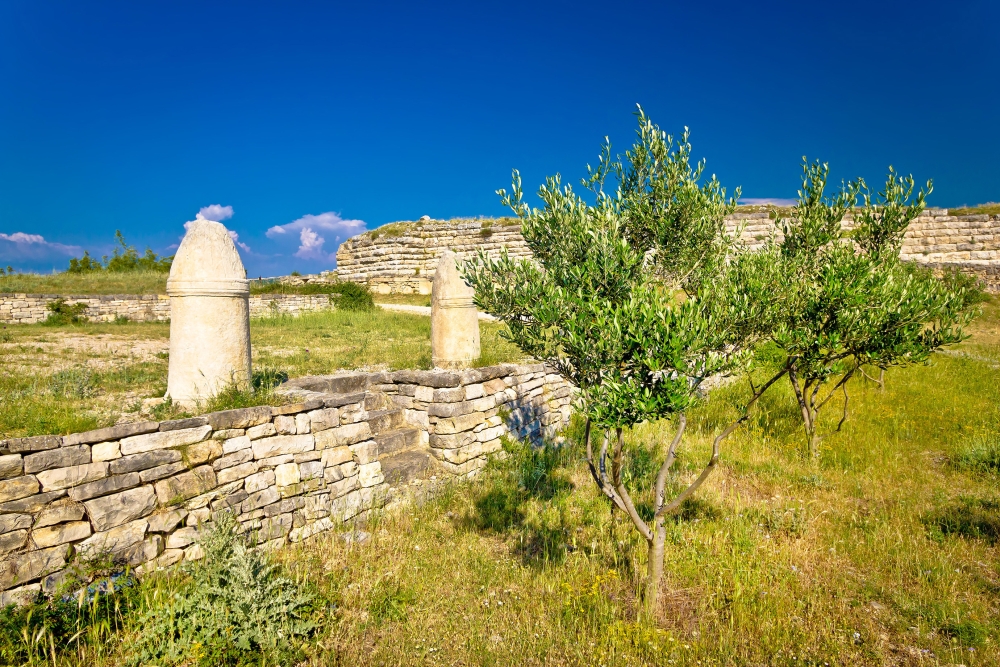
924, 496, 1000, 544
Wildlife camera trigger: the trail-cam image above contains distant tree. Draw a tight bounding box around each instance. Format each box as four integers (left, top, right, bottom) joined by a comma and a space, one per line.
769, 160, 981, 458
67, 230, 173, 273
463, 108, 779, 615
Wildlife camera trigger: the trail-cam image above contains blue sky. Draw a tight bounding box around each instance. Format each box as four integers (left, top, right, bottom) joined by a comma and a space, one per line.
1, 1, 997, 276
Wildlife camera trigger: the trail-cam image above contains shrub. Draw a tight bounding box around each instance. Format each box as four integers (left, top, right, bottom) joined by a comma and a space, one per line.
43, 298, 89, 325
329, 281, 375, 311
68, 230, 172, 274
130, 512, 317, 666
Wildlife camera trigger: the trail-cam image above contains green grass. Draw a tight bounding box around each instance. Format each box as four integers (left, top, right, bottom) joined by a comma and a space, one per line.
0, 271, 169, 295
373, 293, 431, 307
949, 202, 1000, 216
0, 308, 525, 438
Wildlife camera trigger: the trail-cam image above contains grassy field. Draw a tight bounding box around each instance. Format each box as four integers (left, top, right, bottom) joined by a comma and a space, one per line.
0, 309, 524, 438
0, 271, 169, 295
5, 297, 998, 666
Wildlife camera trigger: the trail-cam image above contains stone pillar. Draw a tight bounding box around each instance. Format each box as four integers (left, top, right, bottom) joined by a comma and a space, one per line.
166, 219, 251, 405
431, 249, 480, 369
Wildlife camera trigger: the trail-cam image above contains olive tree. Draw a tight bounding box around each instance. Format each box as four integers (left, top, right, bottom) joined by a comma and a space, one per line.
462, 108, 778, 613
769, 160, 980, 458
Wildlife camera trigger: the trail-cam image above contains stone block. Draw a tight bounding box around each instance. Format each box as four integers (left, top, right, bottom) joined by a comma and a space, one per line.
154, 466, 217, 506
31, 521, 91, 549
289, 517, 333, 543
214, 448, 252, 470
314, 422, 371, 449
68, 472, 139, 501
358, 462, 384, 487
464, 383, 485, 400
182, 440, 223, 467
0, 583, 41, 606
0, 490, 66, 514
477, 424, 506, 442
432, 387, 465, 403
81, 488, 147, 534
166, 526, 200, 549
222, 435, 251, 454
243, 487, 280, 513
327, 474, 360, 499
0, 475, 40, 502
124, 534, 163, 567
147, 509, 187, 533
324, 465, 344, 484
111, 450, 182, 475
414, 385, 435, 402
434, 412, 486, 435
246, 423, 276, 440
212, 490, 247, 512
349, 440, 379, 465
275, 463, 300, 487
0, 513, 32, 534
428, 401, 475, 418
429, 431, 476, 449
204, 406, 273, 430
120, 425, 212, 456
0, 529, 28, 555
77, 519, 147, 557
0, 545, 68, 591
245, 470, 275, 494
258, 454, 294, 468
293, 451, 322, 463
482, 378, 507, 395
91, 441, 121, 462
252, 434, 314, 459
140, 462, 187, 483
159, 417, 208, 432
212, 428, 245, 440
0, 454, 22, 480
300, 461, 324, 480
274, 415, 296, 435
62, 422, 158, 447
308, 408, 340, 432
258, 513, 292, 541
295, 413, 311, 434
8, 435, 62, 454
215, 460, 258, 485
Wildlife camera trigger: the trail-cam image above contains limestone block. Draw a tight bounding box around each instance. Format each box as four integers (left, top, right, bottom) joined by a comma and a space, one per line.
243, 487, 280, 513
274, 416, 296, 435
295, 413, 311, 434
84, 485, 157, 532
0, 475, 39, 502
321, 446, 353, 467
166, 219, 251, 403
214, 448, 252, 470
274, 463, 300, 487
431, 249, 480, 369
349, 440, 379, 465
206, 406, 272, 430
154, 466, 217, 506
300, 461, 324, 480
0, 530, 28, 555
91, 441, 121, 462
258, 454, 294, 467
222, 436, 252, 454
327, 475, 360, 499
358, 462, 384, 488
246, 423, 277, 440
212, 429, 245, 440
464, 383, 485, 400
120, 425, 212, 456
308, 408, 340, 432
140, 462, 187, 483
77, 519, 148, 557
0, 454, 22, 480
433, 387, 465, 403
31, 521, 91, 549
111, 450, 182, 475
8, 435, 62, 454
68, 472, 140, 502
414, 386, 434, 402
0, 491, 66, 514
166, 526, 201, 549
434, 412, 486, 435
147, 509, 187, 533
314, 423, 371, 449
245, 470, 275, 494
0, 513, 32, 534
0, 545, 68, 591
25, 447, 92, 475
182, 440, 223, 466
252, 435, 315, 459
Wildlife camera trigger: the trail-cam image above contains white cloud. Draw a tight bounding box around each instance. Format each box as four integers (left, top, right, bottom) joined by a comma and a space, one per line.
0, 232, 83, 262
266, 212, 365, 262
227, 229, 251, 253
197, 204, 234, 222
739, 198, 798, 206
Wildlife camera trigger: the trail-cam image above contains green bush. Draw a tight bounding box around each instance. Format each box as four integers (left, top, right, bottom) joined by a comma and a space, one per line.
68, 230, 172, 274
43, 298, 89, 325
329, 281, 375, 311
131, 512, 317, 666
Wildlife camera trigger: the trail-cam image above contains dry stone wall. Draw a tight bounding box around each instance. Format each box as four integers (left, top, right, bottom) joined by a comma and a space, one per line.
0, 363, 574, 603
338, 211, 1000, 293
0, 294, 334, 325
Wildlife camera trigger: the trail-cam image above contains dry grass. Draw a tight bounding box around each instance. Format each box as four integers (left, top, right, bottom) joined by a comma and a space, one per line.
948, 203, 1000, 217
0, 271, 169, 295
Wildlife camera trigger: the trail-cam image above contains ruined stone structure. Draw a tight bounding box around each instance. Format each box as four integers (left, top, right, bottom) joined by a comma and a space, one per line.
336, 210, 1000, 293
0, 294, 338, 325
166, 220, 252, 403
0, 364, 574, 603
431, 250, 480, 369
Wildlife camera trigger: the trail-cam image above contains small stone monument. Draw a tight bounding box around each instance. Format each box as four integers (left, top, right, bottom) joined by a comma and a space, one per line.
431, 249, 480, 369
165, 219, 251, 405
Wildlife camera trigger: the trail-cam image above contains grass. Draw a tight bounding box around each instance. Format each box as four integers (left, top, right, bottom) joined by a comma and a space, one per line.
373, 293, 431, 307
0, 308, 525, 438
0, 271, 169, 295
948, 202, 1000, 216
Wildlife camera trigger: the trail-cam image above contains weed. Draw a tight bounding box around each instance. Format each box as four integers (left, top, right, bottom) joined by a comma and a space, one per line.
43, 298, 89, 325
366, 576, 415, 624
925, 496, 1000, 544
952, 433, 1000, 473
49, 367, 95, 398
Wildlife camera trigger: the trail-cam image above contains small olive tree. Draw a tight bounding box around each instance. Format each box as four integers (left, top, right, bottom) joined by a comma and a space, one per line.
462, 108, 778, 613
769, 160, 980, 458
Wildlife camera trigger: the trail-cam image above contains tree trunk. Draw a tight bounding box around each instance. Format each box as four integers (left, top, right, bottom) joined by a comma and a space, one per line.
643, 519, 666, 620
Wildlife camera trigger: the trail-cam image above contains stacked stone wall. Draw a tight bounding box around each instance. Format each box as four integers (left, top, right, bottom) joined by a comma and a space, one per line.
0, 294, 335, 325
339, 211, 1000, 293
0, 364, 573, 602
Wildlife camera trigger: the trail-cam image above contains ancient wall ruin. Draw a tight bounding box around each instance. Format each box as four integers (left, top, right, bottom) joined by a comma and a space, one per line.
0, 364, 573, 602
337, 211, 1000, 293
0, 294, 335, 325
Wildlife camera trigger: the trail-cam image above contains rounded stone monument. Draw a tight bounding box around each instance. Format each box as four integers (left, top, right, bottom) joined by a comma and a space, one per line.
165, 219, 251, 405
431, 249, 481, 369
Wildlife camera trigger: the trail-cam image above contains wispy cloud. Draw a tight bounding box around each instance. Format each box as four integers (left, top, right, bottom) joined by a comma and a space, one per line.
180, 204, 250, 252
266, 212, 365, 262
739, 198, 798, 206
0, 232, 83, 263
